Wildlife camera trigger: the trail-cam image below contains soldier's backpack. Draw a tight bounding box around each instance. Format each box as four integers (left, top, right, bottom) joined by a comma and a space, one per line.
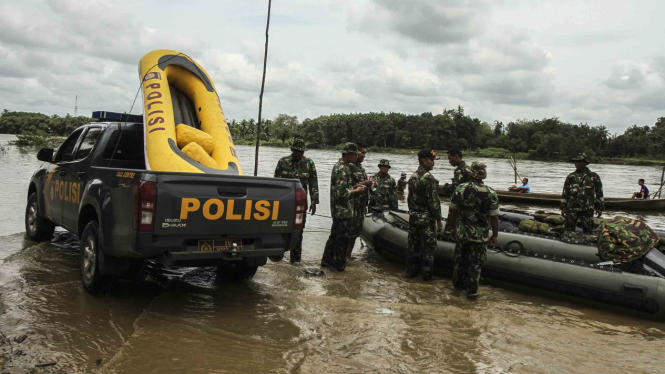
533, 211, 565, 225
597, 216, 660, 263
519, 219, 561, 235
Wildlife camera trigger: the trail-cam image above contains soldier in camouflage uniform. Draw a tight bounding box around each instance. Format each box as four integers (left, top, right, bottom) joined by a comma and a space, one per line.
449, 161, 500, 298
440, 148, 473, 236
369, 159, 398, 211
397, 172, 408, 195
407, 149, 443, 281
274, 139, 320, 263
439, 148, 473, 195
321, 143, 366, 271
560, 153, 604, 233
347, 143, 373, 259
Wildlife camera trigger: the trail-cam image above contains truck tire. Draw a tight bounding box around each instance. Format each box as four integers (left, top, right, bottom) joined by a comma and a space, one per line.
25, 193, 55, 242
268, 254, 284, 262
216, 260, 258, 281
80, 221, 110, 295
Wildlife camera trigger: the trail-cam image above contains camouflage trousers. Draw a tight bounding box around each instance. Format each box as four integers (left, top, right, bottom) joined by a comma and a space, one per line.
349, 205, 366, 248
291, 207, 306, 263
564, 210, 595, 233
452, 241, 487, 294
350, 205, 366, 238
407, 215, 437, 280
321, 218, 354, 271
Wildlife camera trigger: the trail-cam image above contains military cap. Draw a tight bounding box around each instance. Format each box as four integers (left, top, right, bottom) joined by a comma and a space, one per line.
400, 172, 407, 177
341, 142, 359, 155
291, 139, 306, 152
572, 153, 589, 163
417, 148, 440, 160
470, 160, 487, 180
378, 159, 391, 168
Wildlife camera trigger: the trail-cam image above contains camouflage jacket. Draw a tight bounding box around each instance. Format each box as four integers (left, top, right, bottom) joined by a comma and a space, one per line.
370, 172, 398, 210
407, 166, 442, 221
439, 160, 472, 194
450, 180, 500, 243
274, 155, 319, 204
560, 167, 604, 212
598, 216, 660, 263
349, 162, 369, 208
397, 178, 407, 194
330, 159, 355, 219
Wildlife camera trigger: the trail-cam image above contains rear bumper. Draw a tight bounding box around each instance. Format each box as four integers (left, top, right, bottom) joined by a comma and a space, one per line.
158, 247, 282, 268
127, 231, 302, 266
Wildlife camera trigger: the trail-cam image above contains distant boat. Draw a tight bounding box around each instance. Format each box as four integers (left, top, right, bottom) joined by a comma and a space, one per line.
439, 190, 665, 212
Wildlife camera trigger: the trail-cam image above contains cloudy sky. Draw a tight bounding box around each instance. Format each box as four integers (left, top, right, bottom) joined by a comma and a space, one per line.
1, 0, 663, 133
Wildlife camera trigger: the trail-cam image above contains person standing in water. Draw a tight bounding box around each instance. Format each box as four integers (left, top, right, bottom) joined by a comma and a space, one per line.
560, 153, 604, 233
406, 149, 442, 281
321, 143, 366, 271
273, 139, 319, 263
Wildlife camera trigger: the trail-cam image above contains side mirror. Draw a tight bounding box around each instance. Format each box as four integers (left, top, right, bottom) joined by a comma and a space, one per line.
37, 148, 54, 162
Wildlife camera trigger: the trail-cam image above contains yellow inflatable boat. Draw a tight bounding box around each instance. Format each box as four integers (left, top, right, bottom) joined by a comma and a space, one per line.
139, 49, 242, 175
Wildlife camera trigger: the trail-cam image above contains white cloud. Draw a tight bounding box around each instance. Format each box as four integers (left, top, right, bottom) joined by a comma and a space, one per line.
0, 0, 663, 134
344, 0, 492, 45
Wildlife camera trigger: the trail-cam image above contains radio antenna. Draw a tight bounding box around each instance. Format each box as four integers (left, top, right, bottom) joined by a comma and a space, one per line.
254, 0, 272, 176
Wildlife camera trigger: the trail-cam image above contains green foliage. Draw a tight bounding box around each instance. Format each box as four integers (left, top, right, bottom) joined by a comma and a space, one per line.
3, 108, 664, 163
10, 134, 64, 148
0, 109, 94, 137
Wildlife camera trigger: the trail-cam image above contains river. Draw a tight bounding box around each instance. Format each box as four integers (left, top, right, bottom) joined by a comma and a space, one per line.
0, 134, 664, 373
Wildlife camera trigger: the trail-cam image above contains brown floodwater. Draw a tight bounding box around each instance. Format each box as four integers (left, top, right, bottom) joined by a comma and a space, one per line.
1, 134, 664, 374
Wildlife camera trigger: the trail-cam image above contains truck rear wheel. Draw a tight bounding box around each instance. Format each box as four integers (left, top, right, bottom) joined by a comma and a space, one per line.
216, 260, 258, 281
25, 193, 55, 242
80, 221, 110, 295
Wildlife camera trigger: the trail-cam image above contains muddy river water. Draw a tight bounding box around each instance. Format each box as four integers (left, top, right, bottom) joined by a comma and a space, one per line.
1, 134, 664, 373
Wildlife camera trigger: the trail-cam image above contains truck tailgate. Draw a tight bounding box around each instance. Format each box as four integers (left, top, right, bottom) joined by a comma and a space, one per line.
153, 173, 297, 236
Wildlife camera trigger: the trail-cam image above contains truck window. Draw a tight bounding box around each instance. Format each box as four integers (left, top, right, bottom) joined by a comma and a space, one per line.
75, 127, 102, 161
103, 129, 146, 169
55, 129, 84, 162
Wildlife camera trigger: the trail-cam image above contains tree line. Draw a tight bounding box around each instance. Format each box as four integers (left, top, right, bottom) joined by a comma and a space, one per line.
2, 108, 664, 161
228, 107, 665, 161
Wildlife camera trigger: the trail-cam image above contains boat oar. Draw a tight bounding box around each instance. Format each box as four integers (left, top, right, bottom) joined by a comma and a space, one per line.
508, 157, 525, 184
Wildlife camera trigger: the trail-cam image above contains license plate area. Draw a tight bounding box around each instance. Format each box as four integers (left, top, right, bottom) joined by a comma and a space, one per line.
198, 239, 243, 252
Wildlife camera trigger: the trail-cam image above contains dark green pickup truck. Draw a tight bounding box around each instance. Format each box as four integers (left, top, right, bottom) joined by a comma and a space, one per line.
25, 115, 306, 294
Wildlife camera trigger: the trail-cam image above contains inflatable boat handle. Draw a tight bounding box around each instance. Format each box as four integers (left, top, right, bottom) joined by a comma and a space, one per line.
621, 283, 648, 296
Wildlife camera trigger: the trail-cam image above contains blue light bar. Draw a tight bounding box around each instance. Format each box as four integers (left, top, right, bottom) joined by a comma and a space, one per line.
92, 111, 144, 123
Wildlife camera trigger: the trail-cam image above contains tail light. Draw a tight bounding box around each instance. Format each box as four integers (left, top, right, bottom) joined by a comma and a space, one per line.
133, 180, 157, 231
294, 188, 307, 230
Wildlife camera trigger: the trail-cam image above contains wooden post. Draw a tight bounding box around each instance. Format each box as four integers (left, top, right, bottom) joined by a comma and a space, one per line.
513, 156, 517, 185
253, 0, 272, 176
652, 166, 665, 199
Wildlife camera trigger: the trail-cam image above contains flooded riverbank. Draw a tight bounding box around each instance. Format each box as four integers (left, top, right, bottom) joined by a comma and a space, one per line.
1, 135, 664, 373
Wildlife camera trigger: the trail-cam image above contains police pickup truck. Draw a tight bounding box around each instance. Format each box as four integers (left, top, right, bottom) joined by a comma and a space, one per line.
25, 112, 306, 294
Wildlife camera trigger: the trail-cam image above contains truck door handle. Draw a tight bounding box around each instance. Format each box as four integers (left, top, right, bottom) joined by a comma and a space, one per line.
217, 186, 247, 197
77, 172, 87, 179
